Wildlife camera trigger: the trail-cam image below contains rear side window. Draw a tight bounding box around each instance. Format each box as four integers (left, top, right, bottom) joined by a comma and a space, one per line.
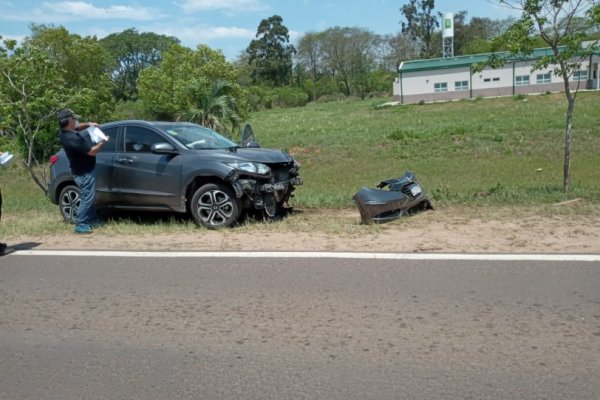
124, 126, 166, 153
99, 126, 119, 153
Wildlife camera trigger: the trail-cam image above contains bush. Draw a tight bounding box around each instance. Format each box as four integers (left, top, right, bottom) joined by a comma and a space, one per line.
245, 86, 309, 110
316, 93, 347, 103
112, 100, 156, 121
271, 87, 309, 108
514, 94, 528, 101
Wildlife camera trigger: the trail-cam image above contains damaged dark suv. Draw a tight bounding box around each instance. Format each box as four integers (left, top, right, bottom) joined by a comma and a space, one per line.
48, 121, 302, 229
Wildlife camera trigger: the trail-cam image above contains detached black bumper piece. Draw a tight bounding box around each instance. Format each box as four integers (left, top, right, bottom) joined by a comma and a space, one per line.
353, 171, 433, 224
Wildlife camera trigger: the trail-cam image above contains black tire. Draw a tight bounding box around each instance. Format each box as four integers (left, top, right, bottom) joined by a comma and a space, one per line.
190, 183, 240, 229
263, 193, 277, 218
58, 184, 80, 224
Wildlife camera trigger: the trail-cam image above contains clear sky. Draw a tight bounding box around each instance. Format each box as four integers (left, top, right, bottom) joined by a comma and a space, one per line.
0, 0, 521, 60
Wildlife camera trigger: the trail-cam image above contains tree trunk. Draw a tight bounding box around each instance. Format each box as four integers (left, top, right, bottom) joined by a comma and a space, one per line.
563, 97, 575, 192
561, 59, 576, 193
554, 54, 577, 193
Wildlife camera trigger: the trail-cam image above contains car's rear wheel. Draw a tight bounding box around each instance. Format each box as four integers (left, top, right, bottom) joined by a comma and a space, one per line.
59, 184, 80, 224
190, 183, 240, 229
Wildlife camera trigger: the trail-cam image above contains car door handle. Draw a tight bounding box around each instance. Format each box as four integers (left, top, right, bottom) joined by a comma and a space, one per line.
118, 158, 134, 164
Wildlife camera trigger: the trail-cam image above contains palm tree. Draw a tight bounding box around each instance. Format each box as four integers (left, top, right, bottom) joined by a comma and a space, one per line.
186, 80, 241, 136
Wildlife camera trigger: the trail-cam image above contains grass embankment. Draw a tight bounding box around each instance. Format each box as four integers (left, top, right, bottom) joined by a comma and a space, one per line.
1, 92, 599, 237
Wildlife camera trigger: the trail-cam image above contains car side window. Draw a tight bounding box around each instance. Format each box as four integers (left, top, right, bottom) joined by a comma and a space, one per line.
99, 126, 118, 153
124, 126, 165, 153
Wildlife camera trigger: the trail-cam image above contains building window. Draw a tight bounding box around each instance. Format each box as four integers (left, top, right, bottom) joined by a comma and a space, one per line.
573, 70, 588, 81
455, 81, 469, 91
493, 77, 500, 82
515, 75, 530, 86
434, 82, 448, 92
537, 73, 551, 84
483, 78, 491, 82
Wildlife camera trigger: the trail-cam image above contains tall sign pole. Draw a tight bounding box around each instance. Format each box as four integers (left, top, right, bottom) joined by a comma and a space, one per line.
443, 13, 454, 58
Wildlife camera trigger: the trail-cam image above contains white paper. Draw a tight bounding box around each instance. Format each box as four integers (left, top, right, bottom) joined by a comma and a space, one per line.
86, 126, 109, 143
0, 152, 14, 166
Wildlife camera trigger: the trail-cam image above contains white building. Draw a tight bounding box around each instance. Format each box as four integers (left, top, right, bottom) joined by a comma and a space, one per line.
393, 45, 600, 104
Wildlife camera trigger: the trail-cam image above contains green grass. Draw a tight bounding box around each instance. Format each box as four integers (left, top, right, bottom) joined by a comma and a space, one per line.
246, 92, 600, 207
1, 91, 599, 236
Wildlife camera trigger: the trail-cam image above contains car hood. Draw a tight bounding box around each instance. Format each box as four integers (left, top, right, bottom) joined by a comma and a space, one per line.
217, 147, 294, 164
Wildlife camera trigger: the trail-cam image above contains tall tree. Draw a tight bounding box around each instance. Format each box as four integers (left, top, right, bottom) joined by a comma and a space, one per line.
319, 27, 379, 96
246, 15, 296, 86
481, 0, 600, 192
461, 16, 516, 54
100, 28, 179, 101
400, 0, 440, 58
385, 32, 421, 69
296, 32, 324, 101
296, 31, 325, 82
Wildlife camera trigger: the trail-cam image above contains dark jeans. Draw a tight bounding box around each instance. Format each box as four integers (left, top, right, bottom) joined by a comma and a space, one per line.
74, 170, 98, 228
0, 188, 4, 249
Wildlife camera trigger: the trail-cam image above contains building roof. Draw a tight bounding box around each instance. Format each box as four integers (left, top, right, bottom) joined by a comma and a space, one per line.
397, 46, 592, 73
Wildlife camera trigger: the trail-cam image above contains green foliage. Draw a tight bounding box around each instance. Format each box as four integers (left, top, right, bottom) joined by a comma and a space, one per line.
400, 0, 439, 58
456, 15, 516, 55
0, 25, 114, 192
364, 70, 396, 96
100, 28, 179, 101
514, 94, 528, 101
19, 25, 115, 123
183, 80, 242, 135
112, 100, 156, 121
245, 85, 309, 110
314, 75, 342, 100
479, 0, 600, 191
246, 15, 296, 86
137, 44, 242, 129
297, 27, 385, 98
2, 92, 600, 234
245, 85, 269, 111
244, 92, 600, 207
484, 1, 599, 72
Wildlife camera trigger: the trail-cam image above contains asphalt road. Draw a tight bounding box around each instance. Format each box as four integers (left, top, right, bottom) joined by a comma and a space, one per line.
1, 254, 599, 400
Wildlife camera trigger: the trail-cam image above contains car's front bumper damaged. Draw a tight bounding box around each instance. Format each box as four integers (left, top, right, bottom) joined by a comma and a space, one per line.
231, 176, 303, 215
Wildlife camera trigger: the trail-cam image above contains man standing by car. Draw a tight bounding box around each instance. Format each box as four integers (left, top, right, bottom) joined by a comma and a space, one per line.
0, 185, 5, 255
58, 109, 108, 234
0, 150, 8, 254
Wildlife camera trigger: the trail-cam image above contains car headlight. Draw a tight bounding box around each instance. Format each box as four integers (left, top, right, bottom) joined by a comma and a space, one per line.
224, 161, 271, 176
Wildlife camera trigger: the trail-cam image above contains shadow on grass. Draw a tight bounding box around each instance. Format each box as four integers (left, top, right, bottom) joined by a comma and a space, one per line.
98, 207, 299, 227
100, 209, 191, 226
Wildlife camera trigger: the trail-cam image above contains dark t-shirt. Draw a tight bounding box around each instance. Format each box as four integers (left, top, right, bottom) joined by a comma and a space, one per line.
59, 129, 95, 175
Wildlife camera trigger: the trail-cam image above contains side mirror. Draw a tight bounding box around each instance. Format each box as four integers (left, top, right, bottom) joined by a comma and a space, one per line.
241, 123, 260, 148
245, 140, 260, 148
151, 142, 178, 154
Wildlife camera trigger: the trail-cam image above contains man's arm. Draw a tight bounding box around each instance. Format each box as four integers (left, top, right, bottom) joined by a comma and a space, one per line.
87, 139, 108, 156
77, 121, 98, 131
75, 121, 107, 156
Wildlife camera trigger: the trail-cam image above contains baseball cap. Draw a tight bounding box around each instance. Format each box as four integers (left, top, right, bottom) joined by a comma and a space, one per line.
58, 108, 80, 124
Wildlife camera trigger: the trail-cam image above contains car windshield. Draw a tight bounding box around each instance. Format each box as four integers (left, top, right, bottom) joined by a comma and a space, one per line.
161, 123, 238, 150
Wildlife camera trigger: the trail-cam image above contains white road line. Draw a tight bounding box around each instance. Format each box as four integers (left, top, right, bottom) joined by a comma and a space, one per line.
10, 250, 600, 262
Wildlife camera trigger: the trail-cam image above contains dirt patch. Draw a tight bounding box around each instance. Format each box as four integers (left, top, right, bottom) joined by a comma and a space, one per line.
8, 208, 600, 254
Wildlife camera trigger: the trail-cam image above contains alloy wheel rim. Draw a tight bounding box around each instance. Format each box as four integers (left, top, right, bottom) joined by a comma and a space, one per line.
197, 189, 234, 226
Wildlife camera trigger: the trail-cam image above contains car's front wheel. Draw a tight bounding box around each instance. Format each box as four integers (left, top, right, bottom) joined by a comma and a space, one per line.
58, 184, 80, 224
190, 183, 240, 229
